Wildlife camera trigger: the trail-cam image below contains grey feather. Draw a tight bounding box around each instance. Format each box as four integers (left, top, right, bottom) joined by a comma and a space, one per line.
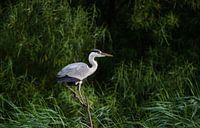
57, 62, 91, 80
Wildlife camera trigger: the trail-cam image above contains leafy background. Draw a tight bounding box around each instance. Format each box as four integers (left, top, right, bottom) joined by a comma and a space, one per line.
0, 0, 200, 127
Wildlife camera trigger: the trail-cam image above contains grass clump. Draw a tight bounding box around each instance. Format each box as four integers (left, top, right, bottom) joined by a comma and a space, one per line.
111, 58, 200, 127
0, 95, 83, 128
141, 97, 200, 128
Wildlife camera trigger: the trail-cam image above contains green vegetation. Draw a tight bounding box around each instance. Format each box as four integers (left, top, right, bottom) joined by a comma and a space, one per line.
1, 0, 200, 127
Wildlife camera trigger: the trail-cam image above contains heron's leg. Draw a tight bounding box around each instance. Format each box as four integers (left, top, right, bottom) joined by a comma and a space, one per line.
78, 81, 83, 99
75, 81, 85, 103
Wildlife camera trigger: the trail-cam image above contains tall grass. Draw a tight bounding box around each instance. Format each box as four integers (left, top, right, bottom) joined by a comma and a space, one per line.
0, 0, 106, 78
1, 0, 200, 127
0, 0, 106, 97
111, 56, 200, 127
0, 0, 109, 127
1, 58, 200, 127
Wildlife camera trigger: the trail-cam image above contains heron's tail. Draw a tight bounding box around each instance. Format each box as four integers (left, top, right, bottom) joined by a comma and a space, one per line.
56, 75, 80, 85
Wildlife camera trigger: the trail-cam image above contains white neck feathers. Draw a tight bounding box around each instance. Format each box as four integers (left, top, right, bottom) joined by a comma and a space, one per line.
88, 53, 98, 73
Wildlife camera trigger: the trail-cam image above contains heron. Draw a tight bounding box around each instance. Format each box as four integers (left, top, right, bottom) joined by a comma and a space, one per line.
56, 49, 113, 103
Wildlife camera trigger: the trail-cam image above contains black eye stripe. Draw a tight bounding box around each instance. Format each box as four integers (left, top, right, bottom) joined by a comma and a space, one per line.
91, 49, 101, 53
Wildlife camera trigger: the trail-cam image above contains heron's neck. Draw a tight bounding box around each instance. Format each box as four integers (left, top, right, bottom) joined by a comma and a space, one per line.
88, 55, 98, 72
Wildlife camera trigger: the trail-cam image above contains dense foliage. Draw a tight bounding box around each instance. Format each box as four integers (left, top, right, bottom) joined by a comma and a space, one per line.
0, 0, 200, 127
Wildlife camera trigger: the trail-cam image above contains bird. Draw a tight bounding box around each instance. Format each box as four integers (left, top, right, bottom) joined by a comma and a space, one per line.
56, 49, 113, 100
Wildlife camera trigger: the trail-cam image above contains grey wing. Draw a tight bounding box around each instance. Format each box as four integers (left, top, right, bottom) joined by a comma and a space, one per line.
57, 62, 90, 80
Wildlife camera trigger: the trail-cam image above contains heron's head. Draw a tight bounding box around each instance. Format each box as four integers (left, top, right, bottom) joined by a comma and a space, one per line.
90, 49, 113, 58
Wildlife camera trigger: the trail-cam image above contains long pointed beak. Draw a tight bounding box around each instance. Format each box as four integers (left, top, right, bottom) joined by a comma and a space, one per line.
101, 52, 113, 57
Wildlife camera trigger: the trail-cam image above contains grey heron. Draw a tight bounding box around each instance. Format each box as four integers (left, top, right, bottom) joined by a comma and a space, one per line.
56, 49, 113, 101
